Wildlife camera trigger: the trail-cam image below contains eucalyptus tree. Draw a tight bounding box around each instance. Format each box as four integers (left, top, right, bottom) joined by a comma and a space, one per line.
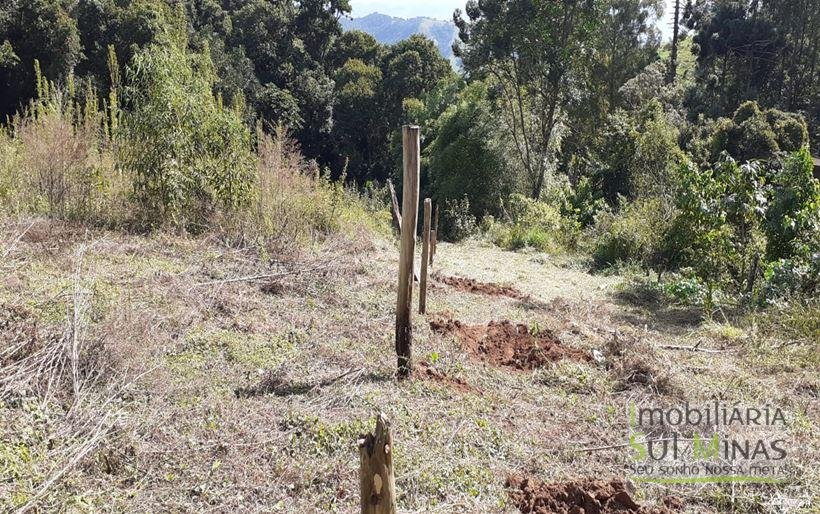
454, 0, 606, 199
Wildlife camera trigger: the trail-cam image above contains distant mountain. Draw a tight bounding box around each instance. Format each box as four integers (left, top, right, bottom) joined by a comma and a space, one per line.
340, 12, 459, 64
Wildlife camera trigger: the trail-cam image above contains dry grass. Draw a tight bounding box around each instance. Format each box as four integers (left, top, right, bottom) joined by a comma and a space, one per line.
0, 221, 817, 513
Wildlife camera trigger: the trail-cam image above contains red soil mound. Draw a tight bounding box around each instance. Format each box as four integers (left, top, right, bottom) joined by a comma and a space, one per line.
507, 475, 679, 514
414, 361, 475, 393
430, 319, 589, 370
434, 273, 530, 300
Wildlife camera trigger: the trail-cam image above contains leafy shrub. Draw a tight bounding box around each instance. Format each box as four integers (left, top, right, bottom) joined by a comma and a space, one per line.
119, 27, 255, 229
486, 194, 581, 253
428, 81, 511, 220
765, 147, 820, 261
590, 197, 672, 269
709, 101, 808, 162
762, 258, 818, 302
662, 275, 708, 306
561, 176, 607, 228
598, 100, 683, 203
439, 195, 477, 242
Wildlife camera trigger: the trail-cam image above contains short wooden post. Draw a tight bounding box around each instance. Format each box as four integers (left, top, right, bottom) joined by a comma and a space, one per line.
429, 229, 437, 266
359, 413, 396, 514
419, 199, 431, 314
395, 125, 419, 378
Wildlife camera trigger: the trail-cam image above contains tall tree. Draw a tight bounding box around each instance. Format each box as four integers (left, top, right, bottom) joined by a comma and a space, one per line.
667, 0, 681, 83
454, 0, 606, 199
0, 0, 82, 117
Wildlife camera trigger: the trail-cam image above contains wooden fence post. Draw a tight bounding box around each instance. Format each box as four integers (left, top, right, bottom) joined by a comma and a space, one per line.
419, 199, 431, 314
432, 204, 439, 261
387, 179, 420, 284
395, 125, 419, 378
359, 413, 396, 514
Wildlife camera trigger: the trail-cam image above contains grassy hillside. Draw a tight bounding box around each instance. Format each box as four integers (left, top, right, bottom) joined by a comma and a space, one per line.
2, 222, 816, 512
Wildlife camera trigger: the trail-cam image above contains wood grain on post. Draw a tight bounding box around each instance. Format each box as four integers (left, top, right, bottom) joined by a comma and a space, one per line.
395, 125, 420, 378
359, 413, 396, 514
432, 204, 439, 260
386, 179, 402, 233
419, 198, 431, 314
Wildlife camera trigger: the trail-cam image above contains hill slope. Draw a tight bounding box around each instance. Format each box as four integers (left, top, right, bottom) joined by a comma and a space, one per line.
341, 12, 459, 63
2, 220, 816, 511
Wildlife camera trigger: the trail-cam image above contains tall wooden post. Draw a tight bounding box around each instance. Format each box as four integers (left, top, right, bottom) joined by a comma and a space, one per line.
395, 125, 419, 378
359, 413, 396, 514
419, 199, 431, 314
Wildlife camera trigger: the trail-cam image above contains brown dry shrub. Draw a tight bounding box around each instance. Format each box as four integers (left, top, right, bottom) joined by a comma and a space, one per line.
219, 127, 389, 256
7, 106, 126, 224
605, 331, 678, 395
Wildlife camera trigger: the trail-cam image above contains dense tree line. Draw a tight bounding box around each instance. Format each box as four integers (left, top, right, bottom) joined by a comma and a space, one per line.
1, 0, 817, 307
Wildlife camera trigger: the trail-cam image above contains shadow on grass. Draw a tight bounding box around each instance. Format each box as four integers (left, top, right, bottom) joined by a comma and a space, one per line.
234, 368, 394, 399
610, 280, 705, 333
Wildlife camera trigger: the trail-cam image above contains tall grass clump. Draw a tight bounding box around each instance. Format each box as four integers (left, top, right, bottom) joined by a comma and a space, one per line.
221, 126, 389, 254
0, 15, 387, 247
0, 63, 124, 223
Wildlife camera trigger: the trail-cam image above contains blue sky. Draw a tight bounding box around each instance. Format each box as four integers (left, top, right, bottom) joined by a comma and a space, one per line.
348, 1, 676, 40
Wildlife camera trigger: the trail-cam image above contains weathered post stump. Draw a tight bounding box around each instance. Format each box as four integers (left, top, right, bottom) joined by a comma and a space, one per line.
358, 413, 396, 514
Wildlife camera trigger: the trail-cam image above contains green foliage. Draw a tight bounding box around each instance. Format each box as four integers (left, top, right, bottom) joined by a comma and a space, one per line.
0, 0, 82, 117
663, 158, 770, 311
427, 82, 509, 219
119, 28, 255, 228
599, 100, 683, 202
590, 197, 671, 269
439, 196, 477, 242
709, 101, 809, 162
489, 194, 569, 253
561, 176, 607, 228
765, 147, 820, 261
455, 0, 607, 199
662, 276, 708, 306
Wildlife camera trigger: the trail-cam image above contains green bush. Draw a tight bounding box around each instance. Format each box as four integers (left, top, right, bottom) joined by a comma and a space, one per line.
428, 81, 511, 220
663, 276, 708, 306
119, 25, 255, 229
439, 195, 477, 242
709, 101, 808, 162
765, 147, 820, 261
486, 194, 580, 253
598, 100, 683, 203
590, 197, 671, 269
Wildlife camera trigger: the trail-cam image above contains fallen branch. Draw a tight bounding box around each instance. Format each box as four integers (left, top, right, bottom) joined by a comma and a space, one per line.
194, 263, 331, 287
2, 220, 36, 259
657, 344, 726, 354
577, 437, 681, 453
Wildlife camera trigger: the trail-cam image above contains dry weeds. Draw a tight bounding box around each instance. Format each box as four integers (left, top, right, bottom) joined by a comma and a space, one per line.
0, 221, 816, 513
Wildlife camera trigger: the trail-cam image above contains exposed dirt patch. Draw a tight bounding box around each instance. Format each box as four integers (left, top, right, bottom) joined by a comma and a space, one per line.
506, 475, 679, 514
414, 361, 476, 393
434, 273, 530, 300
430, 318, 589, 370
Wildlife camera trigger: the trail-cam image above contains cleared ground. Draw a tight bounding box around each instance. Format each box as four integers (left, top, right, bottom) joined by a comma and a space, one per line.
1, 221, 817, 512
